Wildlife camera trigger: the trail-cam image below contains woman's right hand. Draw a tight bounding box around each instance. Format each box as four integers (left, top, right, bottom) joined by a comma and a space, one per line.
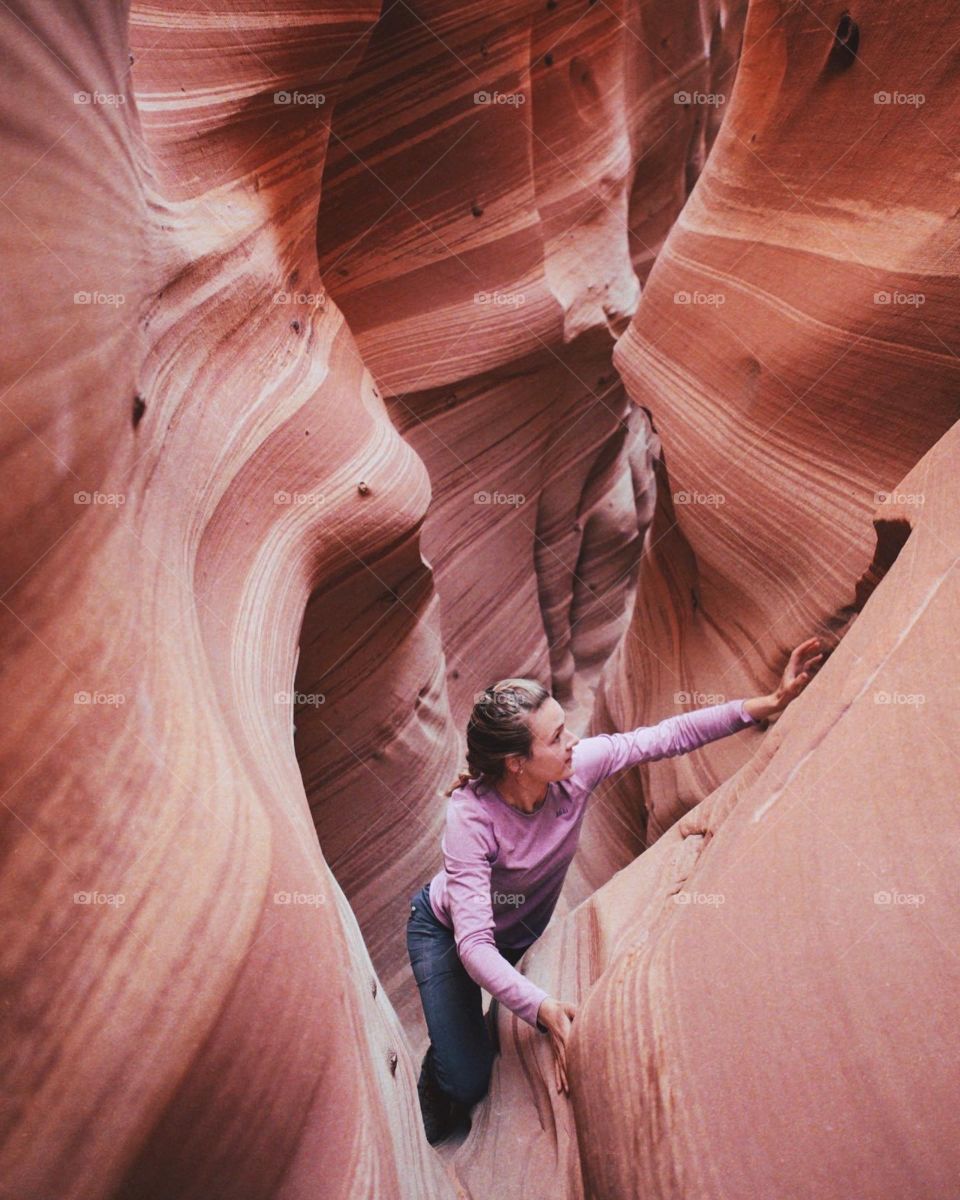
537, 997, 578, 1094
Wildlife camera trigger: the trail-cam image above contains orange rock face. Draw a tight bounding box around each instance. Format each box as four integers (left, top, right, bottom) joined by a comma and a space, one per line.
466, 4, 960, 1199
570, 0, 960, 899
4, 1, 958, 1199
306, 0, 746, 1033
2, 2, 449, 1197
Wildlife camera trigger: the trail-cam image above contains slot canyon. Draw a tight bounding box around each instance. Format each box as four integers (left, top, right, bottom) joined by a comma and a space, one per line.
1, 1, 958, 1198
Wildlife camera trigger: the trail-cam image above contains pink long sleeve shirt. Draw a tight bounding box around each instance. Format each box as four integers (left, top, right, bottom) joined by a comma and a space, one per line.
428, 699, 758, 1029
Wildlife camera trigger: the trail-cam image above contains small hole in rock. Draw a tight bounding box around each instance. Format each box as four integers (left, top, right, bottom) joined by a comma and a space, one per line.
826, 11, 859, 69
132, 395, 146, 428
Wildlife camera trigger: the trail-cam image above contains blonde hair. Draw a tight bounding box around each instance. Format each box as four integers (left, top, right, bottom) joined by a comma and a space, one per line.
444, 678, 550, 796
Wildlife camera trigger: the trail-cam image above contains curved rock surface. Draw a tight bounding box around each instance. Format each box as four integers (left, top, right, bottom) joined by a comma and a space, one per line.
4, 0, 957, 1199
504, 424, 958, 1200
1, 3, 450, 1197
568, 0, 960, 902
463, 4, 960, 1198
306, 0, 745, 1032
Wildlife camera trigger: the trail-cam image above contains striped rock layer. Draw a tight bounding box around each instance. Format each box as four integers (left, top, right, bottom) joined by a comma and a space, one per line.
474, 426, 960, 1200
4, 1, 957, 1200
569, 0, 960, 901
464, 4, 960, 1200
2, 3, 447, 1198
305, 0, 744, 1032
0, 0, 740, 1196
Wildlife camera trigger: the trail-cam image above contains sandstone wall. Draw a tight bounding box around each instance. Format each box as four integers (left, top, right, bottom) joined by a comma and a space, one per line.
3, 2, 956, 1199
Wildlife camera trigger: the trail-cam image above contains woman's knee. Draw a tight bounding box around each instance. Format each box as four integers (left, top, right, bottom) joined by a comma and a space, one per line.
446, 1065, 492, 1108
434, 1047, 494, 1108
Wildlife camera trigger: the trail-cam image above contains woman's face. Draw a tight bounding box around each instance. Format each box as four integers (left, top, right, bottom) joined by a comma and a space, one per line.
520, 698, 579, 783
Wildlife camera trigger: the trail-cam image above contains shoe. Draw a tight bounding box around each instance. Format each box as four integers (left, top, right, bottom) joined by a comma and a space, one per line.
417, 1049, 458, 1145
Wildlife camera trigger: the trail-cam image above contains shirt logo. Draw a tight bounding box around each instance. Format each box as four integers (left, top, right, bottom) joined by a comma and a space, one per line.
556, 805, 569, 817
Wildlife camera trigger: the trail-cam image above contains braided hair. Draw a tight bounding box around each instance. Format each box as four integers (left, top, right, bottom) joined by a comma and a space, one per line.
444, 678, 550, 797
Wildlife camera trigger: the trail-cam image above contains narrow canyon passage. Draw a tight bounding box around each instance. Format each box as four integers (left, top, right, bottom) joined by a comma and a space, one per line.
297, 0, 745, 1048
1, 2, 959, 1200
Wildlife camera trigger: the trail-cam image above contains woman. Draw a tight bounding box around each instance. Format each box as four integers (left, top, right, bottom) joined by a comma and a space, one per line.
406, 637, 824, 1144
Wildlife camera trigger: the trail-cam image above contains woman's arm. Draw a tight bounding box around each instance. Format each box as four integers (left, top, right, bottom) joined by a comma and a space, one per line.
442, 803, 548, 1029
570, 698, 755, 793
571, 637, 825, 793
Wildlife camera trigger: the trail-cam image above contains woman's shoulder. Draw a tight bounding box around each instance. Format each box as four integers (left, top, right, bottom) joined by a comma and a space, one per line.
445, 777, 498, 816
442, 781, 500, 852
563, 733, 628, 796
447, 771, 499, 795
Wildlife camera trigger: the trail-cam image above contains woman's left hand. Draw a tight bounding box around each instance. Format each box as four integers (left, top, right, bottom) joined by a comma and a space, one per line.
771, 636, 824, 712
537, 997, 578, 1095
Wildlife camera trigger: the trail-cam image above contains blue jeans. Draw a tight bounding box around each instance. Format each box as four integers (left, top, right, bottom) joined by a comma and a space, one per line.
406, 882, 527, 1107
